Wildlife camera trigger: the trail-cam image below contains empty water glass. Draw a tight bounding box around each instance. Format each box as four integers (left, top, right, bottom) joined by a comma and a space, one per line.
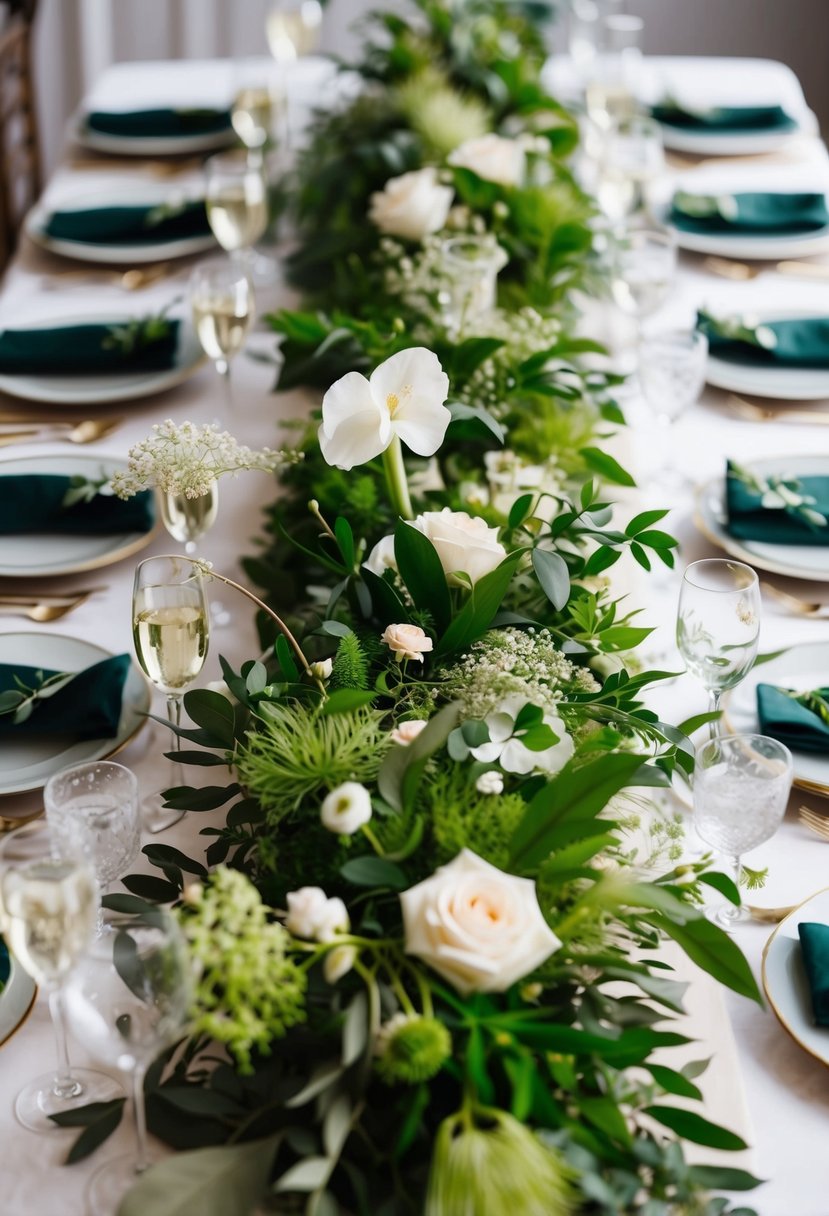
694, 734, 792, 929
611, 226, 677, 342
639, 328, 708, 486
597, 115, 665, 222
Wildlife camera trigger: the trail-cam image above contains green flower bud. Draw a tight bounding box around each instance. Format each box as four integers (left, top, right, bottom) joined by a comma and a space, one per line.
375, 1013, 451, 1085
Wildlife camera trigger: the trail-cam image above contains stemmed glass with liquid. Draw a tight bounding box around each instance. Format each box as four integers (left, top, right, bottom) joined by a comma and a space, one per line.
205, 153, 269, 270
677, 559, 761, 737
132, 555, 210, 833
0, 828, 121, 1131
64, 908, 192, 1216
596, 115, 665, 222
585, 13, 644, 134
694, 734, 792, 929
231, 59, 275, 168
266, 0, 323, 149
190, 260, 254, 415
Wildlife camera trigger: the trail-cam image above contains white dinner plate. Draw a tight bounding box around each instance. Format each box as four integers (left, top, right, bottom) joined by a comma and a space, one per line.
0, 632, 150, 795
0, 452, 157, 578
25, 186, 216, 265
658, 122, 803, 158
0, 312, 205, 406
705, 310, 829, 401
724, 641, 829, 795
0, 947, 36, 1048
762, 886, 829, 1068
73, 109, 236, 158
695, 455, 829, 582
660, 197, 829, 261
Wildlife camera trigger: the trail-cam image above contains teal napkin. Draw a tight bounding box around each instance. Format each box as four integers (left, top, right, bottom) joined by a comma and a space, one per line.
698, 310, 829, 369
653, 100, 797, 133
85, 107, 231, 139
671, 190, 829, 234
0, 320, 180, 375
0, 475, 154, 536
0, 654, 130, 740
798, 922, 829, 1026
757, 684, 829, 753
45, 200, 210, 247
725, 460, 829, 545
0, 940, 8, 989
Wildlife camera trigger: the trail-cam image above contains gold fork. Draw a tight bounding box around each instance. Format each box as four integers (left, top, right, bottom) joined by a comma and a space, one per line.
0, 417, 123, 447
727, 395, 829, 426
0, 596, 92, 622
761, 581, 829, 617
799, 806, 829, 840
704, 255, 829, 281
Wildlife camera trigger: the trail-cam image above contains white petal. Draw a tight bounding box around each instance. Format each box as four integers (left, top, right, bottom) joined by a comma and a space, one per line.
393, 400, 452, 457
369, 348, 450, 457
319, 411, 392, 470
321, 371, 378, 432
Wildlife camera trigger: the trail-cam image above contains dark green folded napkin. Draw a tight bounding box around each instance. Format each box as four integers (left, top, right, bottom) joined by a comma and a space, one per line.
0, 939, 8, 989
653, 100, 797, 133
698, 310, 829, 369
0, 654, 130, 740
0, 474, 154, 536
798, 922, 829, 1026
672, 190, 829, 234
45, 200, 210, 247
0, 320, 179, 375
86, 107, 231, 139
757, 684, 829, 753
725, 459, 829, 545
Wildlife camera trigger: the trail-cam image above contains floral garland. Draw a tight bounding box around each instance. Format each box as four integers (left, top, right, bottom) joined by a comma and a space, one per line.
95, 4, 765, 1215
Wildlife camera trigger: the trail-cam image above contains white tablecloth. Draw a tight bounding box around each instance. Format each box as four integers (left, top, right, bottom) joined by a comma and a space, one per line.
1, 55, 829, 1216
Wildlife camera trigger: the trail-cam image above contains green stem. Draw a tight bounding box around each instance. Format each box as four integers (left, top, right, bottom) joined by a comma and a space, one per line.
362, 824, 385, 857
382, 436, 413, 521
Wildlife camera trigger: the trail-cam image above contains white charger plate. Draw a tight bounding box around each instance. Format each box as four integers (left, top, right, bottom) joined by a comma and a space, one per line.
695, 456, 829, 582
762, 886, 829, 1068
0, 312, 205, 406
705, 310, 829, 401
25, 186, 216, 265
73, 110, 235, 158
0, 452, 157, 577
659, 197, 829, 261
0, 948, 36, 1048
724, 641, 829, 795
659, 122, 804, 157
0, 632, 150, 795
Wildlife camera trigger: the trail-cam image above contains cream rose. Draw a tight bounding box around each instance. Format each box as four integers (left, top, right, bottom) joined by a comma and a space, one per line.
411, 509, 506, 586
285, 887, 350, 941
448, 134, 525, 187
400, 849, 561, 995
382, 623, 434, 663
320, 782, 373, 835
391, 719, 428, 746
368, 167, 454, 241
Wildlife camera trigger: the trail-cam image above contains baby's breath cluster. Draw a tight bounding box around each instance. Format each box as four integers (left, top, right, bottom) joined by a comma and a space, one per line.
111, 419, 301, 500
439, 627, 599, 719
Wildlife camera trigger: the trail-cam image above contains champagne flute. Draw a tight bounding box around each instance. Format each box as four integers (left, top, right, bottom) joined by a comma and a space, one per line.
677, 559, 761, 737
638, 328, 708, 487
64, 908, 192, 1216
611, 225, 677, 344
44, 761, 141, 936
231, 59, 276, 167
694, 734, 792, 929
585, 13, 644, 133
158, 479, 219, 557
132, 555, 210, 833
0, 827, 121, 1131
205, 153, 269, 269
190, 260, 254, 415
596, 114, 665, 222
266, 0, 323, 150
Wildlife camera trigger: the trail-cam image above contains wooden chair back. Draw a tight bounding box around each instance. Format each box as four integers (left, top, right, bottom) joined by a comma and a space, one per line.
0, 0, 39, 274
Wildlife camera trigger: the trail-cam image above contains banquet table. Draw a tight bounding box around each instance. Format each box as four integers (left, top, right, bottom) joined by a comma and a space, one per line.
1, 53, 829, 1216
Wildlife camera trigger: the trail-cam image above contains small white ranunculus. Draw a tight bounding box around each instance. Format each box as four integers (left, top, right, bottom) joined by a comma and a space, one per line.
369, 167, 454, 241
448, 134, 525, 187
411, 508, 506, 587
471, 695, 573, 776
323, 944, 357, 985
381, 623, 434, 663
318, 347, 450, 471
400, 849, 561, 995
320, 781, 373, 836
475, 770, 504, 795
285, 887, 350, 942
364, 532, 397, 577
391, 719, 428, 746
310, 658, 333, 681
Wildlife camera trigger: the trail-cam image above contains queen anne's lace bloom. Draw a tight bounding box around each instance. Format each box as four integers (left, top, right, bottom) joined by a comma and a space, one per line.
110, 419, 301, 500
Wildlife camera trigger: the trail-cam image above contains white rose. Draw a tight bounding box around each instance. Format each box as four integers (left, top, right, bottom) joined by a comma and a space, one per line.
381, 623, 434, 663
391, 719, 428, 746
400, 849, 561, 995
448, 134, 525, 187
285, 887, 350, 941
411, 509, 506, 587
369, 167, 454, 241
364, 533, 397, 577
320, 781, 373, 836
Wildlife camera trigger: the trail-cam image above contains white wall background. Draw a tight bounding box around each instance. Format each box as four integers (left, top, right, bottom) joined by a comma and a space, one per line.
32, 0, 829, 175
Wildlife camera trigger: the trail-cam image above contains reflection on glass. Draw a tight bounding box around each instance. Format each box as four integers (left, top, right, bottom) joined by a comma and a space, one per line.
190, 260, 254, 415
439, 235, 508, 336
159, 481, 219, 555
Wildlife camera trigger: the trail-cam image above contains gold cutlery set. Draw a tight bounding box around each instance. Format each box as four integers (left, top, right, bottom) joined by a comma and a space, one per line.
0, 586, 104, 622
0, 417, 123, 447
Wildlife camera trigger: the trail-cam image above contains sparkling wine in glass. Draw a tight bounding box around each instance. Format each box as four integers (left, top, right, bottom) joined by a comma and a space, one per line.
132, 555, 209, 833
694, 733, 792, 929
205, 152, 269, 290
677, 559, 761, 737
0, 828, 122, 1131
64, 908, 193, 1216
266, 0, 323, 149
231, 59, 276, 166
158, 480, 219, 556
190, 260, 253, 415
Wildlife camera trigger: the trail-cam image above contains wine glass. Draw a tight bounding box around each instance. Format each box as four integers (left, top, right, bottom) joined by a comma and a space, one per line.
44, 761, 141, 935
596, 114, 665, 222
205, 153, 268, 266
639, 328, 708, 487
585, 13, 644, 133
63, 908, 193, 1216
0, 827, 122, 1131
266, 0, 323, 149
158, 480, 219, 557
611, 225, 677, 345
190, 260, 254, 415
132, 555, 210, 833
677, 559, 761, 737
694, 734, 792, 929
231, 59, 276, 167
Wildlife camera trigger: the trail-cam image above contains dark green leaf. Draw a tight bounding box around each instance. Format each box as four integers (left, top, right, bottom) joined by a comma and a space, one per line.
435, 556, 521, 658
650, 913, 762, 1004
687, 1166, 765, 1192
643, 1105, 748, 1151
394, 520, 451, 634
340, 856, 407, 889
646, 1064, 703, 1101
699, 871, 740, 906
508, 493, 535, 529
122, 874, 181, 903
181, 690, 236, 748
532, 548, 570, 610
143, 845, 207, 878
54, 1099, 126, 1164
580, 446, 636, 487
320, 689, 376, 715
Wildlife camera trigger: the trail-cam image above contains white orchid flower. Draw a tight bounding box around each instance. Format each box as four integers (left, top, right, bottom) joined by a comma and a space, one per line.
318, 348, 450, 471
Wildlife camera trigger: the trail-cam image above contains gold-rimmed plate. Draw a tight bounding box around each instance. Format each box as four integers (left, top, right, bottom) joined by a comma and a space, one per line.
0, 632, 150, 796
762, 885, 829, 1067
0, 943, 37, 1048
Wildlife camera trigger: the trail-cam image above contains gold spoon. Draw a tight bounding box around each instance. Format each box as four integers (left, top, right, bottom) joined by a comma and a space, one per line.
726, 395, 829, 426
43, 262, 175, 292
760, 582, 829, 618
0, 597, 92, 622
704, 255, 829, 281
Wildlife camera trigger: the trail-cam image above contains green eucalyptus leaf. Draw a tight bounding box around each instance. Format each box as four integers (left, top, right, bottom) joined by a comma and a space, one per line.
340, 856, 407, 889
118, 1135, 281, 1216
532, 547, 570, 610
